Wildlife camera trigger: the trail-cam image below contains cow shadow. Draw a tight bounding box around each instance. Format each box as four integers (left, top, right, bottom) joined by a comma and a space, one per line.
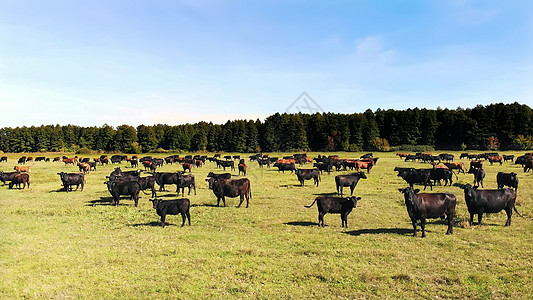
343, 228, 413, 236
279, 184, 307, 188
86, 197, 114, 206
191, 203, 220, 207
285, 221, 318, 227
312, 192, 338, 197
130, 221, 167, 227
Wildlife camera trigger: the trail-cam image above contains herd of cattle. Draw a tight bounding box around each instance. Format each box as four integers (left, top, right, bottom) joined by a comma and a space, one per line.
0, 151, 531, 234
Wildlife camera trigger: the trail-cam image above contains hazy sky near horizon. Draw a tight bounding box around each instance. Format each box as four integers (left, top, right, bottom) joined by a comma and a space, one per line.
1, 0, 532, 127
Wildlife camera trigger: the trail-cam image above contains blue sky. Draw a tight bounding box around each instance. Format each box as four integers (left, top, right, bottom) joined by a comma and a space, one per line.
1, 0, 531, 127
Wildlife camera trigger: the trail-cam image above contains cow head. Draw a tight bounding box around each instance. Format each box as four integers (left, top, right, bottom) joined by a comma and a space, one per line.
348, 196, 362, 208
149, 198, 160, 209
357, 172, 367, 179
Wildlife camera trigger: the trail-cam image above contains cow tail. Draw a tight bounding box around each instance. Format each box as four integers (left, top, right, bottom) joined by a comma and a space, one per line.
513, 206, 523, 218
140, 188, 151, 195
304, 199, 317, 208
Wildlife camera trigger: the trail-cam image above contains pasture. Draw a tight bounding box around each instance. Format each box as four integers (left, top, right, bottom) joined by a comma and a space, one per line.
1, 151, 532, 299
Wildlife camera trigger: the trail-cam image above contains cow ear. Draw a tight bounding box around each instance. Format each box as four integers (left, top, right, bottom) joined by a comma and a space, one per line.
473, 186, 479, 190
398, 188, 403, 193
356, 197, 361, 201
414, 189, 420, 194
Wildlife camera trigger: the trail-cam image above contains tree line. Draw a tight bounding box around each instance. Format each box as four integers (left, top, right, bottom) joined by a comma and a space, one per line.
0, 102, 532, 153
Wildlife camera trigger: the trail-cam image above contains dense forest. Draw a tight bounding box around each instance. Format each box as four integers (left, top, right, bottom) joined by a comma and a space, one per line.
1, 102, 532, 153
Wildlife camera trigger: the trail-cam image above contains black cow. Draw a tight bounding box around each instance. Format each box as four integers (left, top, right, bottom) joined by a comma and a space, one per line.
398, 187, 456, 237
130, 158, 139, 168
217, 159, 235, 171
135, 176, 157, 198
468, 166, 485, 188
257, 158, 271, 168
57, 172, 85, 192
295, 168, 321, 186
0, 171, 20, 185
206, 173, 232, 189
313, 162, 331, 174
524, 159, 533, 173
88, 161, 97, 172
35, 156, 46, 162
460, 184, 520, 226
497, 172, 519, 191
503, 155, 514, 162
9, 173, 30, 189
105, 180, 141, 206
150, 198, 191, 227
430, 168, 453, 186
18, 157, 26, 164
153, 172, 179, 192
273, 162, 296, 173
177, 173, 196, 196
305, 196, 361, 227
211, 178, 251, 208
335, 172, 367, 196
0, 156, 7, 162
397, 169, 433, 190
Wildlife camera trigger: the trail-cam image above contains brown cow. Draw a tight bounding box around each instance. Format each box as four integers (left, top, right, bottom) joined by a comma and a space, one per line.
442, 162, 466, 174
238, 163, 247, 176
77, 162, 90, 174
63, 158, 78, 165
488, 156, 503, 166
355, 160, 374, 173
195, 160, 203, 168
182, 163, 193, 173
9, 173, 30, 189
396, 153, 410, 159
14, 166, 31, 173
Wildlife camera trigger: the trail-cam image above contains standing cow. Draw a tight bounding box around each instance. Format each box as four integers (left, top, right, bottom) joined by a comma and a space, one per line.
335, 172, 367, 196
305, 196, 361, 227
460, 184, 520, 226
150, 198, 191, 227
398, 187, 456, 237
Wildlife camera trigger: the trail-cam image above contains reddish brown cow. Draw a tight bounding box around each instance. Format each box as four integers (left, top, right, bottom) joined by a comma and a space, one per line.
14, 166, 31, 173
355, 160, 374, 173
182, 163, 193, 173
488, 156, 503, 166
63, 158, 78, 165
396, 153, 410, 159
77, 162, 90, 174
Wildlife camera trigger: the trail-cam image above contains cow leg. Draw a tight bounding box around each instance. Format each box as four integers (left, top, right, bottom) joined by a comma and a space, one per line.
505, 207, 512, 226
193, 184, 196, 195
469, 213, 475, 226
180, 212, 186, 227
318, 212, 325, 227
186, 211, 191, 226
236, 194, 244, 208
411, 219, 417, 237
477, 213, 483, 225
350, 185, 355, 196
160, 214, 166, 227
446, 211, 454, 235
420, 218, 426, 238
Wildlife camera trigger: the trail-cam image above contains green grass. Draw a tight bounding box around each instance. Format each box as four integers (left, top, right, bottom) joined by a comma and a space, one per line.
1, 151, 532, 299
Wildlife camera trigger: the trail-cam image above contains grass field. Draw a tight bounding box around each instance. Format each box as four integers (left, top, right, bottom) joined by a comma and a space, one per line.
1, 151, 532, 299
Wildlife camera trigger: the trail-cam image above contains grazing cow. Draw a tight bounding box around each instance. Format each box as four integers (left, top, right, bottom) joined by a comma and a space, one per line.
438, 154, 454, 162
305, 196, 361, 228
100, 157, 109, 165
397, 169, 433, 190
0, 156, 7, 163
488, 156, 503, 166
182, 163, 193, 173
165, 156, 175, 165
468, 166, 486, 188
430, 168, 453, 186
396, 153, 410, 159
142, 160, 153, 171
273, 162, 296, 173
206, 172, 232, 189
238, 163, 247, 176
503, 155, 514, 162
18, 157, 27, 164
211, 178, 251, 208
153, 172, 179, 192
295, 168, 321, 186
9, 173, 30, 189
105, 180, 141, 206
57, 172, 85, 192
224, 155, 232, 160
442, 162, 466, 175
313, 162, 331, 174
257, 158, 271, 168
34, 156, 46, 162
460, 184, 520, 226
63, 158, 77, 166
497, 172, 518, 191
176, 172, 196, 196
195, 160, 203, 168
150, 198, 191, 227
355, 160, 374, 173
0, 171, 20, 185
77, 162, 90, 174
335, 172, 367, 196
523, 160, 533, 173
87, 161, 97, 172
460, 153, 469, 159
398, 187, 456, 237
216, 160, 235, 171
135, 176, 157, 198
14, 166, 31, 173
